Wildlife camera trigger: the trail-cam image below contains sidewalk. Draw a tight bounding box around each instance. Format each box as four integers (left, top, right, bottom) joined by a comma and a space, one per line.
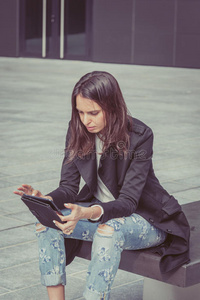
0, 57, 199, 300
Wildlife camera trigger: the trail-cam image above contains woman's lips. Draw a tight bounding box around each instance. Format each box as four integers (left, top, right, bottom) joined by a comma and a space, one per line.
86, 126, 96, 131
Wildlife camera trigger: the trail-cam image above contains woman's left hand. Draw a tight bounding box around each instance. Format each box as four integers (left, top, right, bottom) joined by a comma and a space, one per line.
54, 203, 83, 235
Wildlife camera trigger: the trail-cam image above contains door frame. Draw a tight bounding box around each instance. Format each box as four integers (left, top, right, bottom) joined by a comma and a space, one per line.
19, 0, 93, 60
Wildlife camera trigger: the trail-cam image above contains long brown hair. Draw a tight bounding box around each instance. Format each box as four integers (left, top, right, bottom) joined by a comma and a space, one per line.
67, 71, 132, 161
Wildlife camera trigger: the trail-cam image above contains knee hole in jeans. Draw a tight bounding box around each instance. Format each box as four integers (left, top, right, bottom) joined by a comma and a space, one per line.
36, 223, 47, 232
97, 224, 114, 236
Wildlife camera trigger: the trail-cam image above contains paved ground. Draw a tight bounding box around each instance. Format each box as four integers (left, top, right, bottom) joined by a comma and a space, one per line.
0, 57, 199, 300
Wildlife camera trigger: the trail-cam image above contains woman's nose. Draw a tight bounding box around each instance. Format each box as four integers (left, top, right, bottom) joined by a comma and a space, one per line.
82, 114, 90, 125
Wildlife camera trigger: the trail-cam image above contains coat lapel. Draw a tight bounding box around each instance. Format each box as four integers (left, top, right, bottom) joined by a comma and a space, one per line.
75, 148, 120, 199
74, 150, 97, 194
98, 148, 119, 199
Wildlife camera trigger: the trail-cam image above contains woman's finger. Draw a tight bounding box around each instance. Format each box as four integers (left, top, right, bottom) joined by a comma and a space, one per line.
53, 220, 62, 228
57, 214, 71, 222
17, 186, 26, 192
13, 185, 29, 196
22, 184, 33, 189
22, 184, 33, 192
63, 229, 74, 235
53, 220, 66, 231
64, 203, 75, 210
53, 219, 77, 235
13, 191, 24, 196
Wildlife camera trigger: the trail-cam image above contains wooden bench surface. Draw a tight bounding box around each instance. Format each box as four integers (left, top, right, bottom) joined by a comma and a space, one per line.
77, 201, 200, 288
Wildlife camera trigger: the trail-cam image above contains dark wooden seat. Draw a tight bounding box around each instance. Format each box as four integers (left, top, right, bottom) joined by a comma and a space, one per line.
77, 201, 200, 289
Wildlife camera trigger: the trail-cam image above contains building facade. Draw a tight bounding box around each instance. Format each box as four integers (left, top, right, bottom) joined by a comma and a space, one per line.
0, 0, 200, 68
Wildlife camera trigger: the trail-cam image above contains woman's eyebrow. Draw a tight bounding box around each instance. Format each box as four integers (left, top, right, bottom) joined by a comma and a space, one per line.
77, 108, 100, 113
88, 110, 100, 113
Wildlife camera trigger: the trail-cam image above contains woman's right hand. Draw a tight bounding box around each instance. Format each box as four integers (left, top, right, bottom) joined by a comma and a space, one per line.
13, 184, 43, 197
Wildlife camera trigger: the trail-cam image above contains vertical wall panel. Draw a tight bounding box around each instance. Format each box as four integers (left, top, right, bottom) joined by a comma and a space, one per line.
134, 0, 175, 67
0, 0, 19, 57
92, 0, 133, 63
175, 0, 200, 68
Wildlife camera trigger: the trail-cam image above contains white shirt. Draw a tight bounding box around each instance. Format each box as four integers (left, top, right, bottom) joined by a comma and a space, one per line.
93, 135, 115, 203
90, 135, 114, 221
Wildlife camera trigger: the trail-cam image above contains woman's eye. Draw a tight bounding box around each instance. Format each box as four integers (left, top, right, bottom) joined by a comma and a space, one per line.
77, 110, 99, 116
90, 111, 99, 116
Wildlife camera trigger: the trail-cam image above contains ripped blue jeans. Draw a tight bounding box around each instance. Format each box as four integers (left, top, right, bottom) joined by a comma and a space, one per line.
35, 203, 167, 300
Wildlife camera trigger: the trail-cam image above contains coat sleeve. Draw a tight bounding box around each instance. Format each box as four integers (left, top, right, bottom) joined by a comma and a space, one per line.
99, 127, 154, 223
47, 125, 81, 209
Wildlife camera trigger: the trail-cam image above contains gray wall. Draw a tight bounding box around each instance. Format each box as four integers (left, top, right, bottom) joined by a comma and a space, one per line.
175, 0, 200, 68
92, 0, 133, 64
0, 0, 20, 57
0, 0, 199, 68
92, 0, 200, 68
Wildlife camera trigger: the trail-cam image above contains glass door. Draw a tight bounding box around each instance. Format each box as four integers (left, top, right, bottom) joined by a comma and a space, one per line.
20, 0, 92, 60
20, 0, 43, 57
62, 0, 91, 60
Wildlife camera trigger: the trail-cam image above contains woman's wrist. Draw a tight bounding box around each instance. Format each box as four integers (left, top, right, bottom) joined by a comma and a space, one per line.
81, 205, 102, 221
88, 205, 103, 221
89, 206, 95, 220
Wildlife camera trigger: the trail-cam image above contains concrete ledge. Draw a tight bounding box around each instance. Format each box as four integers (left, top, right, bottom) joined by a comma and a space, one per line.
143, 278, 200, 300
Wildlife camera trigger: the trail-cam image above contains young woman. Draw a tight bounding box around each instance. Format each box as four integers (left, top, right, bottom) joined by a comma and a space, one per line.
14, 71, 190, 300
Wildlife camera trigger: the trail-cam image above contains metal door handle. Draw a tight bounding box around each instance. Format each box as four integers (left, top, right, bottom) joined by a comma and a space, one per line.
51, 14, 55, 23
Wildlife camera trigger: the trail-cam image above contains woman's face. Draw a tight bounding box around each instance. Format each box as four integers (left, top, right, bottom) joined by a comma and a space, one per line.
76, 94, 106, 133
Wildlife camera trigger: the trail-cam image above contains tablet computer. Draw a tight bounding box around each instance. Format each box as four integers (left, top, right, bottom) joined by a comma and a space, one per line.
21, 194, 64, 230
